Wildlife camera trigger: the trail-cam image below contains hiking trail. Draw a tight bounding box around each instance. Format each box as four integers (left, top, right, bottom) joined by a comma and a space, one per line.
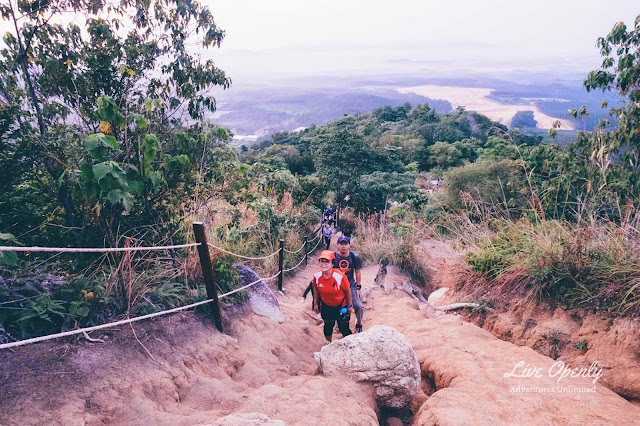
1, 235, 639, 425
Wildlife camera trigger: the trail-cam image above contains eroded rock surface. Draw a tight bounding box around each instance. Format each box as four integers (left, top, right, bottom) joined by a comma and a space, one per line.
357, 265, 640, 425
234, 376, 378, 426
408, 316, 640, 425
207, 412, 287, 425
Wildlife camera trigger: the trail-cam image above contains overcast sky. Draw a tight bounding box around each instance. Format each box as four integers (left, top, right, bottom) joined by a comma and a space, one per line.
202, 0, 639, 86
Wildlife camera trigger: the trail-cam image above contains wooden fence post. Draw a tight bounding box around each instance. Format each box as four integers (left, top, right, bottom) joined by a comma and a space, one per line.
192, 222, 223, 332
304, 235, 308, 266
278, 239, 284, 292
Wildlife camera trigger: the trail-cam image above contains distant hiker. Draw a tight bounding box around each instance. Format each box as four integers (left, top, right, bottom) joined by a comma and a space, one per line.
341, 226, 352, 239
312, 250, 353, 342
333, 235, 364, 333
323, 207, 335, 226
322, 223, 333, 250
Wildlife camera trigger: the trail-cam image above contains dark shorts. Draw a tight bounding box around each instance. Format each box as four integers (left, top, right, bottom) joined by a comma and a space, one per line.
320, 302, 350, 323
320, 301, 351, 337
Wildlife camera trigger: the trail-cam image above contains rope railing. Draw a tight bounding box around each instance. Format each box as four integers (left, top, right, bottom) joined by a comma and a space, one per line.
218, 271, 281, 299
0, 220, 326, 347
0, 270, 284, 350
0, 298, 215, 350
283, 241, 306, 254
309, 234, 323, 252
283, 256, 306, 273
0, 243, 200, 253
206, 242, 282, 260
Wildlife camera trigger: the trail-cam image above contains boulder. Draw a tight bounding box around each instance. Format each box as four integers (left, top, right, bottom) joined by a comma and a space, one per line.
427, 287, 449, 305
236, 264, 284, 323
315, 325, 420, 409
207, 412, 287, 425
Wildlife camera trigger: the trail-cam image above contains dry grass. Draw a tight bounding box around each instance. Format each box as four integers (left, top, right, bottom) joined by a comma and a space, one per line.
447, 212, 640, 317
355, 212, 432, 289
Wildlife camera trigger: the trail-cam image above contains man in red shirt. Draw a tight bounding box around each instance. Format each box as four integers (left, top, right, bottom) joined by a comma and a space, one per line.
312, 250, 353, 343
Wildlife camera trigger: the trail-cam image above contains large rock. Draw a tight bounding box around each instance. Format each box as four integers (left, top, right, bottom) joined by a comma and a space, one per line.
207, 412, 287, 425
236, 264, 285, 323
314, 325, 420, 409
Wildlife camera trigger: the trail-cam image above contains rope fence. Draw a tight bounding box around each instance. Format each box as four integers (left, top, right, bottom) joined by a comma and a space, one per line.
0, 298, 215, 349
0, 221, 325, 349
283, 256, 306, 273
207, 242, 282, 260
218, 271, 281, 299
283, 241, 305, 254
0, 243, 200, 253
309, 234, 323, 252
0, 271, 285, 350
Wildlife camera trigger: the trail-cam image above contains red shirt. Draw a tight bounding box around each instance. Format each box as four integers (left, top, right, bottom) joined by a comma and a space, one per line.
312, 269, 350, 307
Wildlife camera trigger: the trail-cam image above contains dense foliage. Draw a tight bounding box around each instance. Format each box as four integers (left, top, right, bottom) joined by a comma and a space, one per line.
2, 11, 640, 343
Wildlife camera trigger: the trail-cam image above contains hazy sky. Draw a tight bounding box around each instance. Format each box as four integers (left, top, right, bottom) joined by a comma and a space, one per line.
202, 0, 639, 85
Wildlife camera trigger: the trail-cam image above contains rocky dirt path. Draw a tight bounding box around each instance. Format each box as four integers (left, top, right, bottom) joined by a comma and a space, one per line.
357, 263, 640, 425
2, 235, 640, 425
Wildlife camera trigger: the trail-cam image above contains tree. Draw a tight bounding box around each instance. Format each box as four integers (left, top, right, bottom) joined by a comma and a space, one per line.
419, 140, 478, 171
0, 0, 230, 244
510, 111, 538, 128
310, 131, 380, 199
409, 103, 438, 124
477, 136, 519, 161
584, 17, 640, 183
358, 172, 426, 211
441, 160, 527, 215
543, 14, 640, 220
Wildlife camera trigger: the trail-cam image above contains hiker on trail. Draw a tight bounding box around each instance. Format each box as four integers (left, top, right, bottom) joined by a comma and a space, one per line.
322, 223, 333, 250
312, 250, 353, 342
302, 280, 314, 308
341, 225, 352, 239
333, 235, 364, 333
323, 207, 335, 226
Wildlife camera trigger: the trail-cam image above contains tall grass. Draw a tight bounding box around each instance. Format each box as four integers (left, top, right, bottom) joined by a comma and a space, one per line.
355, 213, 432, 289
447, 210, 640, 317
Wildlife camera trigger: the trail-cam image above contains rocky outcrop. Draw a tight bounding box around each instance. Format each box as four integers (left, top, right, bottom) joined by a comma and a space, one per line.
314, 325, 420, 409
407, 315, 640, 425
476, 302, 640, 401
236, 264, 285, 323
208, 412, 287, 425
234, 376, 378, 426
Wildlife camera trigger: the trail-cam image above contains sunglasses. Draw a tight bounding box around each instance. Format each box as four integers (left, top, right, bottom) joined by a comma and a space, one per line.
319, 259, 331, 263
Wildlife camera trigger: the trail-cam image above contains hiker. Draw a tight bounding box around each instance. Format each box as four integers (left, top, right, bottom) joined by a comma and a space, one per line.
322, 223, 333, 250
323, 207, 335, 226
341, 225, 352, 239
312, 250, 353, 342
302, 280, 314, 308
333, 235, 364, 333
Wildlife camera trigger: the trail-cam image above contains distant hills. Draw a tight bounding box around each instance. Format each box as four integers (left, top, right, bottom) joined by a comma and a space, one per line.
209, 75, 617, 146
207, 87, 452, 145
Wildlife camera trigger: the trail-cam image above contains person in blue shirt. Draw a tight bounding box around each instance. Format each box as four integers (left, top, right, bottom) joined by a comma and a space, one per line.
332, 235, 364, 333
322, 223, 333, 250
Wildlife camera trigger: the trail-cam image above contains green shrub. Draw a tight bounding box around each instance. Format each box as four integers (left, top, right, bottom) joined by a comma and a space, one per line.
574, 339, 588, 351
440, 159, 527, 217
